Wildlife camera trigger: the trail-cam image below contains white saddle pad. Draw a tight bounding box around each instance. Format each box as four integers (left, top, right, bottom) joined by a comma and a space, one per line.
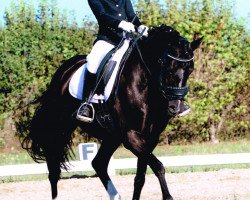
69, 63, 109, 103
69, 39, 130, 103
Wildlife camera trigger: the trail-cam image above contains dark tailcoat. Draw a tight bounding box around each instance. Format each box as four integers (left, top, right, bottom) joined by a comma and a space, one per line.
88, 0, 142, 45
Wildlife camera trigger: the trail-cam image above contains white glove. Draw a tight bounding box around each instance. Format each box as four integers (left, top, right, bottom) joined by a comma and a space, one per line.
118, 20, 135, 33
138, 25, 149, 37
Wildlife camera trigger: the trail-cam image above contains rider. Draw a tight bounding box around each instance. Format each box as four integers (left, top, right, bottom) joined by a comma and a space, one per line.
76, 0, 148, 122
76, 0, 190, 122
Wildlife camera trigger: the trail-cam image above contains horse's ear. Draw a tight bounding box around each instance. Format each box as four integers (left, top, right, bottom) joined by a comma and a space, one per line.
191, 36, 203, 51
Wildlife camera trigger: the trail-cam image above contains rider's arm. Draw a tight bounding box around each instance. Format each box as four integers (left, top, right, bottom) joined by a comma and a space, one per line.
125, 0, 142, 27
88, 0, 121, 29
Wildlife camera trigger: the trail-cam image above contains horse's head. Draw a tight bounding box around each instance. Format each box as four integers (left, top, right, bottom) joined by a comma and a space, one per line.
146, 24, 203, 115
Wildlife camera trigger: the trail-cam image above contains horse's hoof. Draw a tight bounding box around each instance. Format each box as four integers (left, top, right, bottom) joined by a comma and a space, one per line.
52, 191, 58, 199
110, 194, 122, 200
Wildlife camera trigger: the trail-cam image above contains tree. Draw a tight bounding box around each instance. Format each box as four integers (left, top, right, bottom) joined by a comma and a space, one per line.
0, 0, 249, 148
136, 0, 249, 143
0, 0, 96, 141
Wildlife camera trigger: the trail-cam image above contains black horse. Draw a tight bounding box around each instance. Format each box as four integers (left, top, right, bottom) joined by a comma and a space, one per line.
21, 25, 202, 200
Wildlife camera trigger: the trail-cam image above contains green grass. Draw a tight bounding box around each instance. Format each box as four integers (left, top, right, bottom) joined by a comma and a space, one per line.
164, 164, 250, 173
0, 174, 48, 183
116, 163, 250, 175
0, 140, 249, 183
1, 163, 249, 184
1, 140, 250, 165
0, 151, 34, 165
113, 139, 250, 158
0, 171, 97, 183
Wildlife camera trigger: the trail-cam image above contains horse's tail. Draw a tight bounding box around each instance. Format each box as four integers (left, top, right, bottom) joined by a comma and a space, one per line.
20, 89, 73, 170
21, 55, 86, 170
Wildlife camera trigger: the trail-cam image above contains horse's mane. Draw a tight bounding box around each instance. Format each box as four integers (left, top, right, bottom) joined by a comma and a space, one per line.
134, 24, 181, 67
147, 24, 180, 44
136, 24, 181, 60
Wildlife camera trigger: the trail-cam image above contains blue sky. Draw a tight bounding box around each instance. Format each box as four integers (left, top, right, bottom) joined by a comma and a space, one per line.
0, 0, 249, 28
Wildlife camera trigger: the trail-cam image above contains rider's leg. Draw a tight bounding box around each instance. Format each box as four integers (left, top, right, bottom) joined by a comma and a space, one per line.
86, 40, 115, 74
76, 40, 114, 122
76, 70, 96, 122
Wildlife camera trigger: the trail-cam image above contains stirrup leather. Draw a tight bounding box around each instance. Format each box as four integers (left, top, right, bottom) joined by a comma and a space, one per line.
76, 102, 95, 123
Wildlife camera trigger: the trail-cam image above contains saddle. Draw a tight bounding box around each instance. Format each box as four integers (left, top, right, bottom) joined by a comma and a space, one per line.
95, 39, 131, 96
96, 47, 116, 90
69, 39, 132, 128
93, 39, 132, 128
69, 40, 130, 101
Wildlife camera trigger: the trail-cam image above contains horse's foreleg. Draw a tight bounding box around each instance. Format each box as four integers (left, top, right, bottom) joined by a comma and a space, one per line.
92, 140, 121, 200
124, 130, 173, 200
132, 158, 147, 200
47, 156, 61, 199
148, 153, 173, 200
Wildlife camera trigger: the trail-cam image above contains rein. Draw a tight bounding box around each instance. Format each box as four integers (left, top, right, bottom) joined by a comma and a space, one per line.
131, 30, 152, 76
117, 28, 193, 101
114, 29, 152, 96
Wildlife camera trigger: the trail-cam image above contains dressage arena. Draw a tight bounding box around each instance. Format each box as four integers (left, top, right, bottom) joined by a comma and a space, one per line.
0, 169, 249, 200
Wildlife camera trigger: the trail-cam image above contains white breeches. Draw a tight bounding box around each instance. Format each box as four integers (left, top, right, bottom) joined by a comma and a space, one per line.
86, 40, 115, 74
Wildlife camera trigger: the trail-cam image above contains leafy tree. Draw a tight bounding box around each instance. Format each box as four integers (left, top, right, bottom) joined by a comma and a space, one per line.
136, 0, 249, 143
0, 0, 249, 148
0, 0, 96, 141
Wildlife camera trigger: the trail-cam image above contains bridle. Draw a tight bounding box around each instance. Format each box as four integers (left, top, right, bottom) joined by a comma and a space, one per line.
166, 54, 194, 62
159, 53, 194, 100
131, 33, 193, 101
117, 28, 194, 101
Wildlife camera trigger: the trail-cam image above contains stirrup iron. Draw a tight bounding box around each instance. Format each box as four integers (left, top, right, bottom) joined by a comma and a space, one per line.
76, 102, 95, 123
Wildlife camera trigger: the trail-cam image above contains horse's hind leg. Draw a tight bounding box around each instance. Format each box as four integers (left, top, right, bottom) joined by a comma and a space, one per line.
91, 139, 121, 200
132, 158, 147, 200
46, 155, 61, 199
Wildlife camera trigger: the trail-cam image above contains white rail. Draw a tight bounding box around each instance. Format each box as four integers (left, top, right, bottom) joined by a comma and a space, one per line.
0, 153, 250, 177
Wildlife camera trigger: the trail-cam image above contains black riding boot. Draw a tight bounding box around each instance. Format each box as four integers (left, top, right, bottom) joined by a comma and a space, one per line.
76, 70, 96, 122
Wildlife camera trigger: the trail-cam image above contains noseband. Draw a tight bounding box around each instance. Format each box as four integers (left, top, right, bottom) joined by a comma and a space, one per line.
159, 54, 193, 100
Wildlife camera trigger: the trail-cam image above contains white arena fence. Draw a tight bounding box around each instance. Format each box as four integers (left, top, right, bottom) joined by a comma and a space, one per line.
0, 143, 250, 177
